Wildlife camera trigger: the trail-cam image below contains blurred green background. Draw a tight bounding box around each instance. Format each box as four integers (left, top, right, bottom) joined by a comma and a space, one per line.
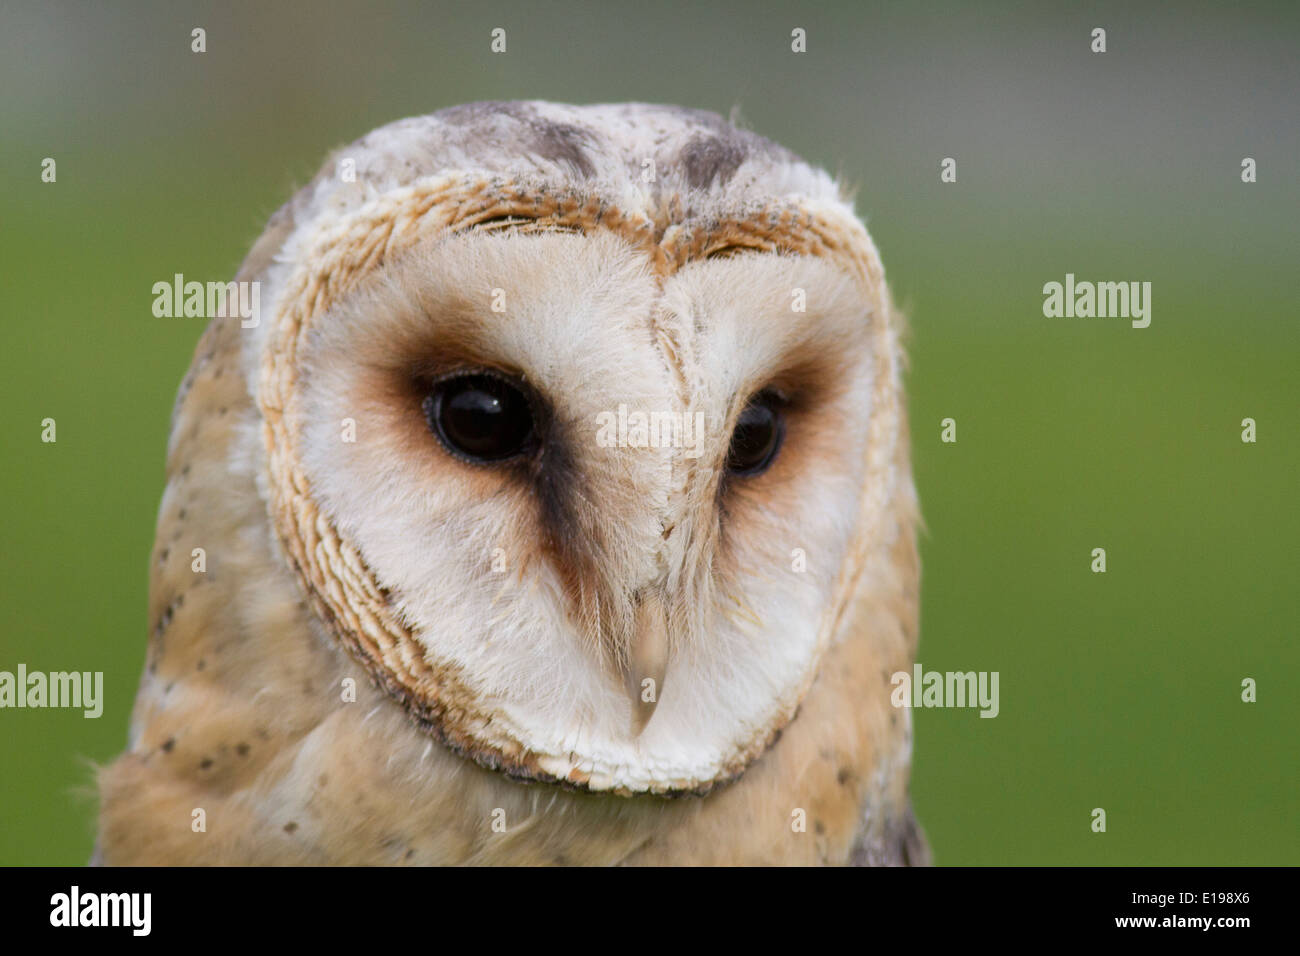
1, 0, 1296, 865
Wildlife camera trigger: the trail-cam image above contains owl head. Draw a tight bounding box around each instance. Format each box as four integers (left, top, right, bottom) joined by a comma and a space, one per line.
232, 101, 911, 796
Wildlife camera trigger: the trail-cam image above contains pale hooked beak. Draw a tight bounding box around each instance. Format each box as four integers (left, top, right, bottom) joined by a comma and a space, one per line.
626, 590, 670, 737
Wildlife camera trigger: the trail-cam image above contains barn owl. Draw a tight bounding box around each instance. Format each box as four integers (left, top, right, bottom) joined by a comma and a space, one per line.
96, 101, 928, 865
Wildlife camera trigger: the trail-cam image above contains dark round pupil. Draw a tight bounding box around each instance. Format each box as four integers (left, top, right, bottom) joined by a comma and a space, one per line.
426, 374, 534, 462
727, 393, 784, 476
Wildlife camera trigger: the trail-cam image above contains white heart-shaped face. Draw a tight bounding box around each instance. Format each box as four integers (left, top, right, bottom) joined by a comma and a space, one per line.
252, 166, 896, 794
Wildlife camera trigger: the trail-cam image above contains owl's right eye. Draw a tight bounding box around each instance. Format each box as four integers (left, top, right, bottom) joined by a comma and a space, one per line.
423, 373, 538, 463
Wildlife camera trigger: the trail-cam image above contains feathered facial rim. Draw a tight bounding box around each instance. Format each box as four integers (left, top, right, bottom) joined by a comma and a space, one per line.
255, 171, 899, 795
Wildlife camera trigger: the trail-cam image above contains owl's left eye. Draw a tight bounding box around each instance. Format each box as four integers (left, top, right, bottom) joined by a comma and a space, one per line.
423, 372, 538, 463
726, 389, 786, 477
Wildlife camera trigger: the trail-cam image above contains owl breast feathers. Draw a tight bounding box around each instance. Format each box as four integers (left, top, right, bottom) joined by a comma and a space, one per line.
96, 101, 928, 865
